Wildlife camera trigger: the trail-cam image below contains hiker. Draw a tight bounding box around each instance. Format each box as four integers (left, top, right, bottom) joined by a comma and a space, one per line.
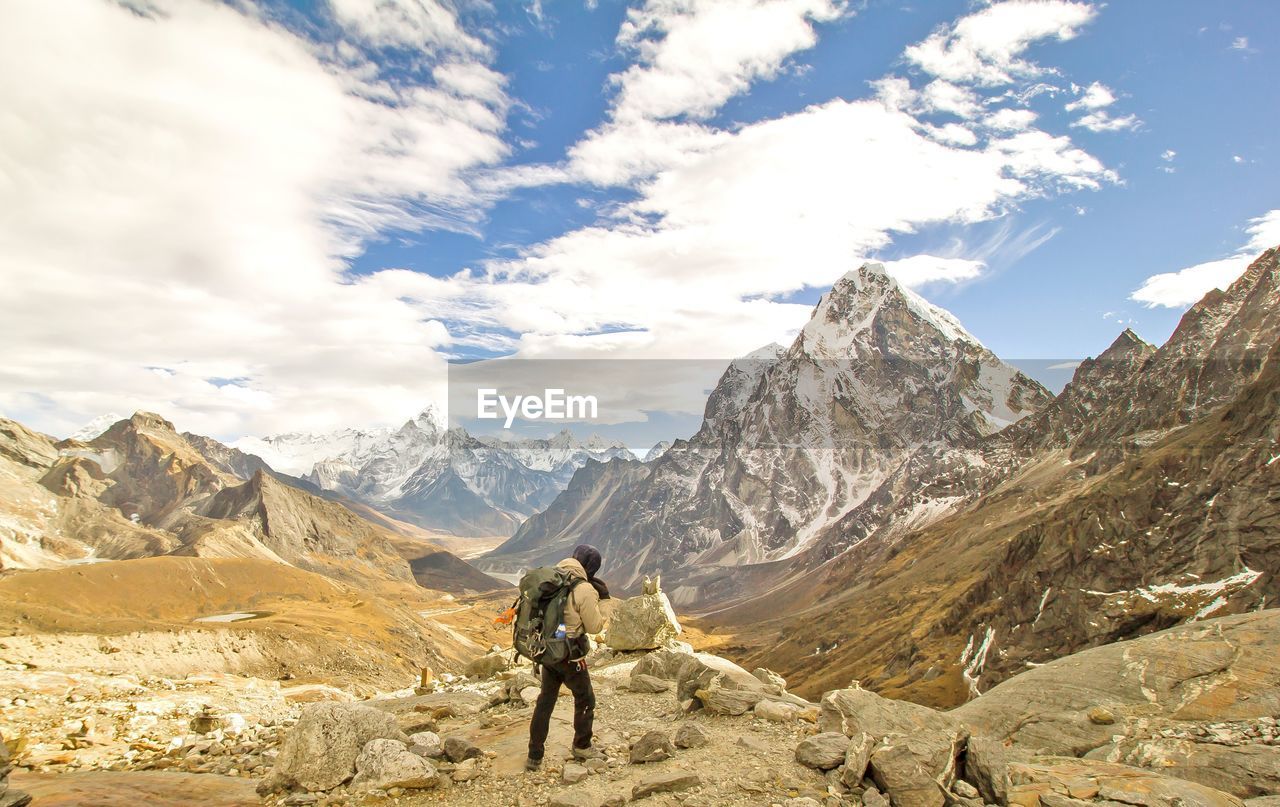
526, 543, 612, 771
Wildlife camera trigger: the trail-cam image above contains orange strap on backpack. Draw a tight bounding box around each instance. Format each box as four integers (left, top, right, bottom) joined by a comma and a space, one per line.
493, 606, 517, 627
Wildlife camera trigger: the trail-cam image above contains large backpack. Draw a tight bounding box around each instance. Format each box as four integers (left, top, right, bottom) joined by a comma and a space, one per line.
510, 566, 584, 667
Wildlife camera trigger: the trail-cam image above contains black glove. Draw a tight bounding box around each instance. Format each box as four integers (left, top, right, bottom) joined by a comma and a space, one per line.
589, 577, 610, 600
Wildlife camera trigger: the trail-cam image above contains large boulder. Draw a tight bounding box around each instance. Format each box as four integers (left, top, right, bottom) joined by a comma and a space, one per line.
1006, 757, 1245, 807
819, 686, 966, 797
695, 679, 765, 715
464, 650, 513, 678
675, 653, 767, 704
841, 733, 876, 788
631, 645, 695, 681
270, 702, 407, 792
796, 732, 849, 770
820, 687, 964, 740
869, 740, 946, 807
606, 592, 682, 651
350, 738, 439, 792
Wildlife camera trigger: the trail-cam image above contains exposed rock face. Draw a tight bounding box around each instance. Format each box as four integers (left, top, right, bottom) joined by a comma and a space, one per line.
955, 611, 1280, 798
1086, 739, 1280, 799
955, 603, 1280, 749
605, 591, 682, 651
198, 469, 412, 583
1005, 757, 1245, 807
489, 262, 1049, 602
1002, 328, 1156, 454
1, 416, 176, 569
270, 703, 406, 792
1072, 247, 1280, 460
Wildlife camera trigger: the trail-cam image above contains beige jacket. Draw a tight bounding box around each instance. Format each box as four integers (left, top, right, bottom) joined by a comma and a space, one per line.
556, 558, 612, 638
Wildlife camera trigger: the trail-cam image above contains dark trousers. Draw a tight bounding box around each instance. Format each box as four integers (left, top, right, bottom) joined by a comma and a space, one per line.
527, 659, 595, 760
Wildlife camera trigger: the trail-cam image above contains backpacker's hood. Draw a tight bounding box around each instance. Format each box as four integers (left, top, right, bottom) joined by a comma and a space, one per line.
556, 558, 588, 581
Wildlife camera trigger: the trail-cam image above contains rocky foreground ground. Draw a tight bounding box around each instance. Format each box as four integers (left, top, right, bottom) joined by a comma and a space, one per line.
3, 604, 1280, 807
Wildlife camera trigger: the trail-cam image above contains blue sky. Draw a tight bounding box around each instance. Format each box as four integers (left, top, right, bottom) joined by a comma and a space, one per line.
0, 0, 1277, 439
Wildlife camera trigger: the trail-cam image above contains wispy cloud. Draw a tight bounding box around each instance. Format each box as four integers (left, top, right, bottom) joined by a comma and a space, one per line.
1131, 210, 1280, 307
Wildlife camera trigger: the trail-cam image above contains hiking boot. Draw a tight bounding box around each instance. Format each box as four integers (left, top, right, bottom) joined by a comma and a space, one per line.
524, 756, 542, 772
571, 745, 605, 761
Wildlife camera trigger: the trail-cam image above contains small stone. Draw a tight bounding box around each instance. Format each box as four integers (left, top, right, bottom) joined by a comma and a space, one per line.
630, 730, 675, 764
673, 723, 710, 749
408, 731, 443, 758
863, 787, 890, 807
954, 780, 980, 800
1087, 706, 1116, 725
562, 763, 589, 784
736, 734, 770, 753
443, 736, 481, 763
632, 771, 701, 799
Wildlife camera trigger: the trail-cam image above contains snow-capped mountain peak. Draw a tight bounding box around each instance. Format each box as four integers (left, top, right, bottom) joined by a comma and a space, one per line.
803, 262, 979, 358
68, 412, 125, 442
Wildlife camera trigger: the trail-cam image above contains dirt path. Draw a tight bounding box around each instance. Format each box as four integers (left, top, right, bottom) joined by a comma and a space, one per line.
385, 658, 834, 807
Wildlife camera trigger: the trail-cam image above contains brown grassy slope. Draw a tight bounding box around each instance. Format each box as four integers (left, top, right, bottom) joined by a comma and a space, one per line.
0, 556, 483, 685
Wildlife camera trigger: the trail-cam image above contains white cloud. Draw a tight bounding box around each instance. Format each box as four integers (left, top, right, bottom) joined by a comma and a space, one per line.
1131, 210, 1280, 307
1064, 81, 1115, 111
984, 107, 1039, 131
410, 97, 1112, 359
905, 0, 1097, 86
1064, 81, 1138, 132
1072, 110, 1139, 132
562, 0, 845, 186
329, 0, 488, 55
0, 0, 509, 439
1230, 36, 1249, 51
1161, 149, 1177, 161
1232, 155, 1245, 164
881, 256, 985, 287
611, 0, 845, 122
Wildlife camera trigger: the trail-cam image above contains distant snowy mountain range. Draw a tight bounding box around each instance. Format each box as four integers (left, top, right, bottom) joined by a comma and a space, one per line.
67, 406, 635, 538
231, 408, 632, 537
